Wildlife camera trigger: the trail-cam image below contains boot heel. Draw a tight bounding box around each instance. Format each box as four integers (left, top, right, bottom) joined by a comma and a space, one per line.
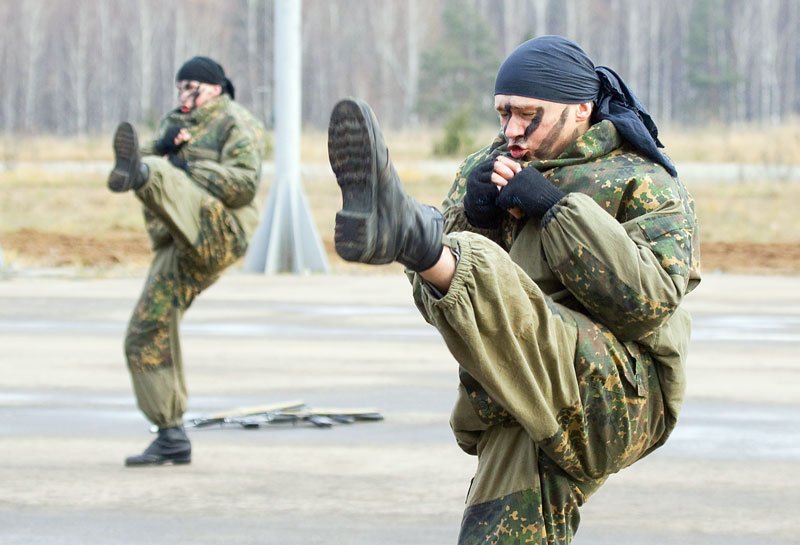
334, 211, 370, 262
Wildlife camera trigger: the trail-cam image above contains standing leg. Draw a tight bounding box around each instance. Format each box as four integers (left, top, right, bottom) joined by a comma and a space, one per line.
123, 245, 214, 466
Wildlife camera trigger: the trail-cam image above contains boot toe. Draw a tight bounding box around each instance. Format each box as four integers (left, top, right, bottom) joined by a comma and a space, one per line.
125, 451, 191, 467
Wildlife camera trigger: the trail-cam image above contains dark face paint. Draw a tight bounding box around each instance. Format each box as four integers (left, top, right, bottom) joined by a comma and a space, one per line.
506, 107, 544, 147
500, 104, 512, 135
520, 108, 544, 141
534, 105, 570, 159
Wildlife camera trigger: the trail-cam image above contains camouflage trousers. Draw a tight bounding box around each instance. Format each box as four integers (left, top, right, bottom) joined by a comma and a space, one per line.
413, 232, 668, 545
124, 157, 249, 428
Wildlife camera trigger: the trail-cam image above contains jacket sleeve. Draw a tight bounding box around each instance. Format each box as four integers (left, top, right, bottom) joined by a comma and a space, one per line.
540, 178, 699, 341
188, 122, 262, 209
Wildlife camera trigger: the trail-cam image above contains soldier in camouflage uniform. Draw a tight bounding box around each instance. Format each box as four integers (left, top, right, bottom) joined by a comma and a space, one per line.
106, 56, 266, 467
328, 36, 700, 544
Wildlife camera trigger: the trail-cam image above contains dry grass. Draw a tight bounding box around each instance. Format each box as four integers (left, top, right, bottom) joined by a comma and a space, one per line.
0, 134, 151, 163
0, 170, 144, 234
3, 119, 799, 164
3, 168, 797, 241
1, 122, 799, 273
689, 181, 800, 243
660, 121, 800, 165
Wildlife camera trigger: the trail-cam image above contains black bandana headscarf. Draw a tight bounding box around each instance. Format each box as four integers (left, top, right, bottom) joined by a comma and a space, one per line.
176, 56, 236, 100
494, 35, 676, 176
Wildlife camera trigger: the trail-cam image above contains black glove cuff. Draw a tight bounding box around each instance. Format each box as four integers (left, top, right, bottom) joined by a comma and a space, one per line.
532, 175, 565, 212
168, 154, 190, 172
464, 206, 503, 230
153, 125, 184, 156
498, 168, 565, 219
463, 158, 503, 229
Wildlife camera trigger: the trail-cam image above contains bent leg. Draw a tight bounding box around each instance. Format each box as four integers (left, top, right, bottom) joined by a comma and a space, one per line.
137, 157, 248, 273
125, 245, 218, 427
418, 231, 667, 474
416, 231, 581, 444
537, 312, 667, 481
416, 232, 668, 543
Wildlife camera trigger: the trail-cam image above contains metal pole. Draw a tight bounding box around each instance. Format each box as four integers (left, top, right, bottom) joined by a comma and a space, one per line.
244, 0, 328, 274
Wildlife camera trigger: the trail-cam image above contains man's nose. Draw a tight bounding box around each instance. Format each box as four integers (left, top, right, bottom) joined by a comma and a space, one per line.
504, 116, 525, 140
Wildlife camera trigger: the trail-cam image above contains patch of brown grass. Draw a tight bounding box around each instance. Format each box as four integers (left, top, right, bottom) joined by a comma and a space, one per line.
1, 124, 799, 273
660, 120, 800, 165
0, 133, 155, 163
688, 180, 800, 243
5, 119, 798, 164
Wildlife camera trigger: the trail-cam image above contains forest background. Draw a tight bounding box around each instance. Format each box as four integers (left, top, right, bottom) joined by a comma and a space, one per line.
0, 0, 799, 274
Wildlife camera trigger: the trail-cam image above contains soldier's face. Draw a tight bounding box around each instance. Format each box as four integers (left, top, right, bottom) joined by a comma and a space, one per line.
494, 94, 589, 161
176, 80, 221, 113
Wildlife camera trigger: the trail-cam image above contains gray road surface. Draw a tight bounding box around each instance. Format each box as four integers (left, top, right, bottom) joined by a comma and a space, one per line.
1, 270, 798, 545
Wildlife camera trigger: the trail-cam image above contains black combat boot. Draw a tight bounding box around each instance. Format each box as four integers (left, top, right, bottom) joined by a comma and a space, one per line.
125, 426, 191, 467
327, 98, 444, 272
107, 122, 148, 192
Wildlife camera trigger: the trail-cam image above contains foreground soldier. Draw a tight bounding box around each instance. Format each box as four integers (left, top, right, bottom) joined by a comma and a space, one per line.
328, 36, 700, 544
107, 56, 266, 466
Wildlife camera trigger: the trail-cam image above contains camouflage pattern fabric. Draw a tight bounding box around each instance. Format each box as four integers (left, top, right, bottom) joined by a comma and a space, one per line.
124, 94, 264, 428
142, 94, 266, 241
412, 120, 700, 544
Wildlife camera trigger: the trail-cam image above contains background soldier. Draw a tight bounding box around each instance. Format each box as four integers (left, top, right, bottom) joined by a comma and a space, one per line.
107, 56, 266, 467
327, 36, 700, 544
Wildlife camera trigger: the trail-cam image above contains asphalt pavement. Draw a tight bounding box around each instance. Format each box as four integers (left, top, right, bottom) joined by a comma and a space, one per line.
1, 269, 798, 545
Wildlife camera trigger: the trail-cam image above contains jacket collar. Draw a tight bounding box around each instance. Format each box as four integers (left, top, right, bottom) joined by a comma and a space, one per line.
488, 120, 623, 171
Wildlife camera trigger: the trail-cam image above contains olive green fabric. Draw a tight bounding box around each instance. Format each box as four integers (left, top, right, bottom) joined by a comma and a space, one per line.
124, 95, 264, 428
141, 94, 266, 243
411, 120, 700, 544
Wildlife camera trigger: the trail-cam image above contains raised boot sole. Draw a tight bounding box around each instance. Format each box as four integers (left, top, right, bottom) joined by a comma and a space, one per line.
327, 99, 377, 263
108, 122, 140, 192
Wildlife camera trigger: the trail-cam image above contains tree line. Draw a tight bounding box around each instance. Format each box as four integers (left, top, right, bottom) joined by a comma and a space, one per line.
0, 0, 797, 136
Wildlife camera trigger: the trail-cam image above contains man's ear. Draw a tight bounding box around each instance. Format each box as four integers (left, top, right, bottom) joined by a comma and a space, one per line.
575, 101, 593, 122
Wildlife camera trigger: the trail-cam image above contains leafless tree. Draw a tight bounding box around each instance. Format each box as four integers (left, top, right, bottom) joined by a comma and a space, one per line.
0, 0, 797, 135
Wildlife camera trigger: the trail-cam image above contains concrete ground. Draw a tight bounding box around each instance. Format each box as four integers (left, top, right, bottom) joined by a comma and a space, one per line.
0, 269, 798, 545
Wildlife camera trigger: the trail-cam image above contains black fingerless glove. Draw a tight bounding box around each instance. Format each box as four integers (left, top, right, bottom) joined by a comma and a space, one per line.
497, 167, 564, 220
153, 125, 184, 156
463, 158, 503, 229
168, 154, 190, 172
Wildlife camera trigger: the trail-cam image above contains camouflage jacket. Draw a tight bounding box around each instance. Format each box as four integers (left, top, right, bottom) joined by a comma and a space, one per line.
142, 94, 266, 244
443, 120, 701, 420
